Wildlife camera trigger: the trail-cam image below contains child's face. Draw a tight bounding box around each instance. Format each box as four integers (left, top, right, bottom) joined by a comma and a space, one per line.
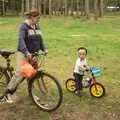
78, 49, 87, 60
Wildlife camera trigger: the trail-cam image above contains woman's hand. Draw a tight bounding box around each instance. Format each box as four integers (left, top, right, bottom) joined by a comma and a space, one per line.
26, 53, 32, 61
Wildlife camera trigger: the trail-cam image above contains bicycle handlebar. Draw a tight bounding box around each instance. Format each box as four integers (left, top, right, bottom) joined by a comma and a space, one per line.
32, 51, 47, 57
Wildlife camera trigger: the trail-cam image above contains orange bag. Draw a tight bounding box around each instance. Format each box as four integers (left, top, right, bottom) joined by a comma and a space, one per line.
21, 60, 37, 78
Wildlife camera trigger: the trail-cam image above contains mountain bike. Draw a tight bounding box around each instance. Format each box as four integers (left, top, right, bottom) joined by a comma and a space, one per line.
0, 49, 63, 112
65, 67, 105, 98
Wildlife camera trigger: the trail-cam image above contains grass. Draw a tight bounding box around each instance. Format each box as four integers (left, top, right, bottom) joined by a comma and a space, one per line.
0, 15, 120, 120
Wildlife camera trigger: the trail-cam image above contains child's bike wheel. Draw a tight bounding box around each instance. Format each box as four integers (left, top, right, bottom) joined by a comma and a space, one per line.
65, 78, 76, 92
89, 82, 105, 98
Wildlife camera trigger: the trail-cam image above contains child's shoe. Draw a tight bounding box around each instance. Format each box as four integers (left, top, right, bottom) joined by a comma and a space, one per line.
75, 90, 82, 97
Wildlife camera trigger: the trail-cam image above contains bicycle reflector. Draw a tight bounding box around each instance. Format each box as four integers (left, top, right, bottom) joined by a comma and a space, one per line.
91, 67, 101, 77
21, 60, 37, 78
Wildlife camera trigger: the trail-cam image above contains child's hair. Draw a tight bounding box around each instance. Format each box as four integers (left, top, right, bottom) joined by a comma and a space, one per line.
77, 47, 87, 55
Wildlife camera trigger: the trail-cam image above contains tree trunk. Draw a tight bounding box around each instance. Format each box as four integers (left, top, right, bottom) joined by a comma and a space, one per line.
38, 0, 42, 14
43, 0, 46, 16
94, 0, 99, 20
49, 0, 52, 17
85, 0, 90, 19
2, 0, 5, 16
35, 0, 38, 9
32, 0, 36, 9
76, 0, 80, 16
21, 0, 24, 16
64, 0, 68, 16
81, 0, 85, 16
99, 0, 104, 17
26, 0, 30, 11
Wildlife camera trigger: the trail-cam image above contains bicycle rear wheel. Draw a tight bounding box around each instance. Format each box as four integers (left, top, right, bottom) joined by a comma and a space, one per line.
0, 67, 10, 96
65, 78, 76, 92
28, 71, 63, 112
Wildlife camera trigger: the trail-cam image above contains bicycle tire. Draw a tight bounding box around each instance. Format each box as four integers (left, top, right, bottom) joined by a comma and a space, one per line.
65, 78, 76, 92
28, 71, 63, 112
89, 82, 105, 98
0, 66, 10, 96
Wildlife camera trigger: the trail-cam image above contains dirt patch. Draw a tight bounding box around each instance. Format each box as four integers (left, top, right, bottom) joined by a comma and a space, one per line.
50, 110, 93, 120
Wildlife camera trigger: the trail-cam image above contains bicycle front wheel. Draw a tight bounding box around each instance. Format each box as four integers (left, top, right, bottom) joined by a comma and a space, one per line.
89, 82, 105, 98
28, 71, 63, 112
0, 67, 10, 96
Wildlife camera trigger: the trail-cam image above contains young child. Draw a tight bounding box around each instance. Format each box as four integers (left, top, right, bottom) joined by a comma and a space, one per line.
73, 47, 89, 96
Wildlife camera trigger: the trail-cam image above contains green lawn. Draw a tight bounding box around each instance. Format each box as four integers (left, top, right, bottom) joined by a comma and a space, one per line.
0, 15, 120, 120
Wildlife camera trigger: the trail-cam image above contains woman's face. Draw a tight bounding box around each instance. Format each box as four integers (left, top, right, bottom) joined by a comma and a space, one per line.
31, 15, 40, 24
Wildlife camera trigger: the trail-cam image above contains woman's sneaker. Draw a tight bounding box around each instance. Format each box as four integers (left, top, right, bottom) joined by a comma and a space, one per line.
0, 94, 13, 103
6, 94, 13, 103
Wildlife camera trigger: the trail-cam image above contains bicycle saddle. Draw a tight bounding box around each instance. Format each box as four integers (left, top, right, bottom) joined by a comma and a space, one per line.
0, 49, 15, 58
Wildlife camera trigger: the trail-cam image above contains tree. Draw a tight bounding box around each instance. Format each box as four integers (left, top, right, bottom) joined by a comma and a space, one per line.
43, 0, 47, 16
49, 0, 52, 17
31, 0, 36, 9
2, 0, 5, 15
81, 0, 85, 16
70, 0, 74, 16
85, 0, 90, 19
38, 0, 42, 14
64, 0, 68, 16
26, 0, 30, 11
21, 0, 24, 16
76, 0, 80, 16
99, 0, 104, 17
94, 0, 99, 20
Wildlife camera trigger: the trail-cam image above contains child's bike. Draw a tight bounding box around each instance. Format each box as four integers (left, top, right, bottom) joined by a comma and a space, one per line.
0, 49, 63, 112
65, 67, 105, 98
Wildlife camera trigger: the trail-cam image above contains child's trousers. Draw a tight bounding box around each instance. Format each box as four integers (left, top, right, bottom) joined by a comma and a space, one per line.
73, 73, 83, 91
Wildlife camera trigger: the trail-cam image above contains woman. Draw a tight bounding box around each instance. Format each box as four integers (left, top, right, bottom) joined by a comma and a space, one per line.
0, 9, 48, 103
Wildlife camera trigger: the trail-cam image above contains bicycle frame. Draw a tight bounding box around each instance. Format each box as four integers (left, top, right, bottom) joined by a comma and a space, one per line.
36, 54, 46, 70
3, 57, 14, 78
89, 70, 97, 85
81, 69, 98, 88
0, 51, 47, 87
88, 69, 101, 92
0, 51, 48, 97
